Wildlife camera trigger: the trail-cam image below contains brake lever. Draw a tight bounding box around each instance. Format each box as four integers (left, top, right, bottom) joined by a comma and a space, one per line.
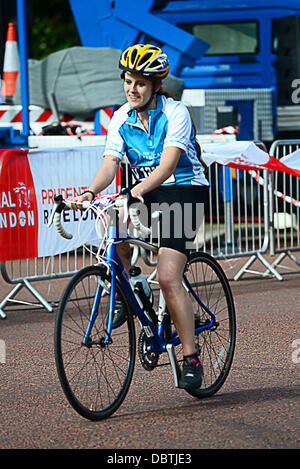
116, 188, 141, 224
47, 194, 67, 227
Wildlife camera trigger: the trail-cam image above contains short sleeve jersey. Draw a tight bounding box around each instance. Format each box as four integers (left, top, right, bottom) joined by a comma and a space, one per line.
103, 94, 208, 186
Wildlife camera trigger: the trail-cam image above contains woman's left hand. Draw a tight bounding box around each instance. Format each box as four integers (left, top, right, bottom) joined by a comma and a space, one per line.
130, 186, 144, 204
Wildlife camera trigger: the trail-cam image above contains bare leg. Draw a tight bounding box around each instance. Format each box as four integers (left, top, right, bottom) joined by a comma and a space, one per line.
157, 247, 196, 357
116, 243, 131, 272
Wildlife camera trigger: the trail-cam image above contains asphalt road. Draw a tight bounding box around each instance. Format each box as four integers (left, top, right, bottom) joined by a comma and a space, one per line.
0, 255, 299, 451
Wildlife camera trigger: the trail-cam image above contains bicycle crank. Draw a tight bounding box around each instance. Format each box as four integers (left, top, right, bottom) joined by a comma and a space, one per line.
138, 329, 159, 370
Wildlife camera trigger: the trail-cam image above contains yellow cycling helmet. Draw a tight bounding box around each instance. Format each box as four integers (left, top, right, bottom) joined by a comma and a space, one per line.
119, 44, 169, 79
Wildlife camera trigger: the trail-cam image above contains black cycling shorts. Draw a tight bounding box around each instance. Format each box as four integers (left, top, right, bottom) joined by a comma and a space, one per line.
141, 185, 208, 257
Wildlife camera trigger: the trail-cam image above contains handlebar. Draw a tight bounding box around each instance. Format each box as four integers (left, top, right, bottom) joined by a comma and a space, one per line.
48, 190, 151, 240
47, 194, 89, 239
119, 187, 152, 238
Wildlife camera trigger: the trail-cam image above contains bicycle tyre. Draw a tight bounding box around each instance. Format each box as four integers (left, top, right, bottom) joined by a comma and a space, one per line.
183, 252, 236, 398
54, 265, 136, 420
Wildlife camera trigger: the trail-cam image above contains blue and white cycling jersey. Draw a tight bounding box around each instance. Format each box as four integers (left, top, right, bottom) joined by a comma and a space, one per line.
103, 94, 209, 186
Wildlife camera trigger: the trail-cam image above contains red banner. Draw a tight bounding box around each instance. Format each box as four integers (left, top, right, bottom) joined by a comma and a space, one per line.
0, 149, 38, 261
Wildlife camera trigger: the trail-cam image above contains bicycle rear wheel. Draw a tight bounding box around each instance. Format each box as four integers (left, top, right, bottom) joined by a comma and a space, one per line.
183, 252, 236, 398
54, 265, 136, 420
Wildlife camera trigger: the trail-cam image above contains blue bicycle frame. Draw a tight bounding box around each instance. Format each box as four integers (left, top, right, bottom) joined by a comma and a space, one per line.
82, 223, 216, 354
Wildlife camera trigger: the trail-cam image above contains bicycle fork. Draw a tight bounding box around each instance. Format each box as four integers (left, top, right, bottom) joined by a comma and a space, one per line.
82, 266, 114, 347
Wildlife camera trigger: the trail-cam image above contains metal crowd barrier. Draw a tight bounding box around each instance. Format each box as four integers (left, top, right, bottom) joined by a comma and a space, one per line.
0, 246, 95, 319
2, 139, 299, 319
267, 139, 300, 276
121, 154, 281, 281
200, 163, 280, 280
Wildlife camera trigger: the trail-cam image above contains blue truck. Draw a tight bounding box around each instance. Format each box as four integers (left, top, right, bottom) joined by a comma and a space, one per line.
2, 0, 300, 145
69, 0, 300, 141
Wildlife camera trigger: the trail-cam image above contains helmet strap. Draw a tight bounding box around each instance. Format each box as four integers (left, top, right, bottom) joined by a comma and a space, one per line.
135, 92, 156, 113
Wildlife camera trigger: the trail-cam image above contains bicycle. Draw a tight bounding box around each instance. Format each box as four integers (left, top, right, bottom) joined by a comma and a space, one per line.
50, 189, 236, 421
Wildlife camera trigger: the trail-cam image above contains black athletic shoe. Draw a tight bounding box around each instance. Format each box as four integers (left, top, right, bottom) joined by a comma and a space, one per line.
111, 296, 127, 329
178, 354, 203, 389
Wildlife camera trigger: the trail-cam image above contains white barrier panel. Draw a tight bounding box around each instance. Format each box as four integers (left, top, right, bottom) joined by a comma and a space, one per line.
28, 147, 115, 258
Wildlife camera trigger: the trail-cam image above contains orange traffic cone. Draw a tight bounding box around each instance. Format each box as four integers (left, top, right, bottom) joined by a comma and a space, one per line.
1, 22, 19, 104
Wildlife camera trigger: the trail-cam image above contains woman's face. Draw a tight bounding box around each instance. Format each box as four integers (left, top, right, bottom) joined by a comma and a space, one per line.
124, 71, 154, 110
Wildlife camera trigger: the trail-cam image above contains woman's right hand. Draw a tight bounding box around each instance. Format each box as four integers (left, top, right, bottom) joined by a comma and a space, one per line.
67, 191, 94, 211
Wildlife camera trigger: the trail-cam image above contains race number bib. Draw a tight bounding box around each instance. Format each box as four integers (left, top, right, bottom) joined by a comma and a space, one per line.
130, 165, 175, 184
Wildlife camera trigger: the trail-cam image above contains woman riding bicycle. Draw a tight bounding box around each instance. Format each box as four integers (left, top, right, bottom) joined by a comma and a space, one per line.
70, 43, 209, 389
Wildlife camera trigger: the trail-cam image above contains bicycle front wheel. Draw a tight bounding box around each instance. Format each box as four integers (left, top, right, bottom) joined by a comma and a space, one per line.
184, 252, 236, 398
54, 265, 136, 420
